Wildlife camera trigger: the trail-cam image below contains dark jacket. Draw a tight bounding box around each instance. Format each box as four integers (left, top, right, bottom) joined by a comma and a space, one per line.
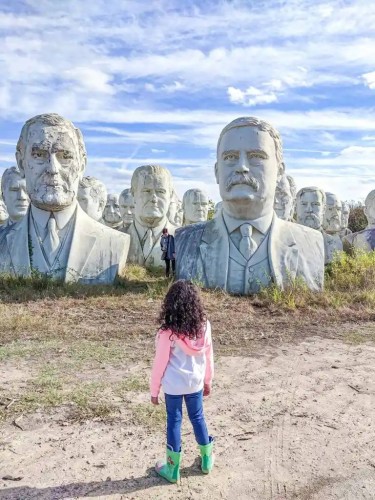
160, 234, 175, 260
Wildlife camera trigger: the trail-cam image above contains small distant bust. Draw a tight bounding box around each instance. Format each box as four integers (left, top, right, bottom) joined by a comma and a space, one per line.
340, 201, 352, 238
167, 190, 182, 226
175, 200, 183, 226
77, 176, 107, 221
182, 189, 209, 225
274, 174, 296, 221
0, 195, 8, 226
296, 186, 338, 264
119, 188, 135, 229
102, 194, 123, 230
1, 166, 30, 227
343, 189, 375, 252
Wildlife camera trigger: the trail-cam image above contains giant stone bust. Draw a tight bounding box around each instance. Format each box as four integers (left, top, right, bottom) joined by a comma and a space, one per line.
175, 117, 324, 293
126, 164, 177, 268
182, 189, 209, 225
1, 166, 30, 226
78, 176, 107, 222
323, 192, 343, 259
343, 189, 375, 252
0, 113, 130, 283
340, 201, 352, 238
167, 190, 182, 226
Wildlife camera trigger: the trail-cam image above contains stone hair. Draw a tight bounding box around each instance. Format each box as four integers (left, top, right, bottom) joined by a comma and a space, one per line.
287, 175, 297, 198
217, 116, 284, 173
365, 189, 375, 208
16, 113, 87, 169
1, 166, 23, 196
296, 186, 326, 205
119, 188, 133, 202
79, 176, 107, 204
131, 165, 173, 196
182, 189, 206, 209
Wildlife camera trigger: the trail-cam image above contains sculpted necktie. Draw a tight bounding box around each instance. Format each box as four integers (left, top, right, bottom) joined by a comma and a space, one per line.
239, 223, 258, 260
142, 228, 154, 258
44, 215, 60, 262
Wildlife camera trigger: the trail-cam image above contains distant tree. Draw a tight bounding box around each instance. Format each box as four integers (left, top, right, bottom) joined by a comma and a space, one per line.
207, 199, 215, 220
347, 201, 367, 233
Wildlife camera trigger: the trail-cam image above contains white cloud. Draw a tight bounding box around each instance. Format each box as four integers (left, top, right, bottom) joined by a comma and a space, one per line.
227, 86, 278, 106
362, 71, 375, 89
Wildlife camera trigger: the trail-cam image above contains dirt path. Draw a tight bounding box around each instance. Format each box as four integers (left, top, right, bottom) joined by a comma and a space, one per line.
1, 335, 375, 500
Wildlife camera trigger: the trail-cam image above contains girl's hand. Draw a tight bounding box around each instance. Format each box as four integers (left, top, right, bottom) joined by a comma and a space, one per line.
203, 383, 211, 396
151, 396, 159, 405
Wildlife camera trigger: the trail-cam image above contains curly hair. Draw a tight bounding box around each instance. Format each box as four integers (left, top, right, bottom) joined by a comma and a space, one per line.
158, 280, 206, 340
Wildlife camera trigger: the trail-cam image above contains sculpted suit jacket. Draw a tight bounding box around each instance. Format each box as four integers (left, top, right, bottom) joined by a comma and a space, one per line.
125, 219, 177, 268
175, 212, 325, 292
0, 204, 130, 284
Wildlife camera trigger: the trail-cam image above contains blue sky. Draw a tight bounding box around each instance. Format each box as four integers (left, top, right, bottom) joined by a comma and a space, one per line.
1, 0, 375, 202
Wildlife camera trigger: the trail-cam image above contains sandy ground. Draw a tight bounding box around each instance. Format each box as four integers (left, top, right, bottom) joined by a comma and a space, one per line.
1, 336, 375, 500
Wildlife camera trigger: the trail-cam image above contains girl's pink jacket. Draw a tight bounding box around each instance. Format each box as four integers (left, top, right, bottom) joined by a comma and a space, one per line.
150, 320, 214, 398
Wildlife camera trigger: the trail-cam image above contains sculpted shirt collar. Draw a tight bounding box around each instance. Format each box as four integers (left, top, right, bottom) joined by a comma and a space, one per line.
135, 218, 167, 240
222, 210, 274, 235
31, 202, 78, 230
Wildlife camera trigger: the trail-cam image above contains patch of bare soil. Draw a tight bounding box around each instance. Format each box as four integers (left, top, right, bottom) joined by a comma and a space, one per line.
1, 331, 375, 500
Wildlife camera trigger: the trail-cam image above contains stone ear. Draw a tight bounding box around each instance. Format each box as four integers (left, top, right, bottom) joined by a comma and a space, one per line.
214, 162, 219, 184
16, 151, 25, 177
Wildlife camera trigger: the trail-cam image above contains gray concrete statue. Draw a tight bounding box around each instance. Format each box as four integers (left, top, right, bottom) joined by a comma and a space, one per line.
167, 190, 182, 226
1, 166, 30, 228
0, 113, 130, 283
176, 117, 324, 293
323, 192, 343, 259
274, 173, 296, 221
77, 176, 107, 222
175, 200, 184, 226
182, 189, 209, 225
119, 188, 135, 231
102, 194, 123, 230
340, 201, 352, 238
343, 189, 375, 252
214, 201, 223, 218
126, 164, 177, 268
296, 186, 337, 264
0, 194, 8, 226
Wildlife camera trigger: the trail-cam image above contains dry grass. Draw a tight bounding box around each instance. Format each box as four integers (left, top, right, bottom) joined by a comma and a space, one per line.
1, 253, 375, 424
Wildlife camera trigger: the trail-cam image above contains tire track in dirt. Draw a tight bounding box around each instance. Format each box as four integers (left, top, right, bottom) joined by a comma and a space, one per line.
263, 354, 301, 499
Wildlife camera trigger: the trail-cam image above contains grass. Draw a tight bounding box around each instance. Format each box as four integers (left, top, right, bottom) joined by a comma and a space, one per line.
1, 252, 375, 424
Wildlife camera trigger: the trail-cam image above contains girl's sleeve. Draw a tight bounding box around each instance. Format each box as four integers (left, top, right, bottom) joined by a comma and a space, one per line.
204, 320, 214, 385
150, 330, 172, 397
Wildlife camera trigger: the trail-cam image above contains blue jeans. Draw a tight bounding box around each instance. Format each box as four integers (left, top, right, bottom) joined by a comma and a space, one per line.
165, 390, 210, 452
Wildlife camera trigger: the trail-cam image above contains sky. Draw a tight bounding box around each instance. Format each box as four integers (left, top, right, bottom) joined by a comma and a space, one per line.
0, 0, 375, 202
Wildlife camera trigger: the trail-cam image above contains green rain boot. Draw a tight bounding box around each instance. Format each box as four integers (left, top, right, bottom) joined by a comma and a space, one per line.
199, 437, 214, 474
155, 447, 181, 483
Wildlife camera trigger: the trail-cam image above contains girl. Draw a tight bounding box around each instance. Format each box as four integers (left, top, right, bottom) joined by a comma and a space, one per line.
150, 280, 214, 483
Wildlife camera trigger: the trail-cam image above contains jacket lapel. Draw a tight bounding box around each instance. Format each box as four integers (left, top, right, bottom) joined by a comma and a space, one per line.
6, 211, 31, 276
65, 206, 96, 282
269, 214, 299, 288
199, 213, 229, 289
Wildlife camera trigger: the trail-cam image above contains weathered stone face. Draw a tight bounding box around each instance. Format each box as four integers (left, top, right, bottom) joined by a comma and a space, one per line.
324, 193, 342, 234
21, 123, 82, 212
183, 189, 209, 224
103, 194, 122, 227
296, 189, 325, 230
2, 168, 30, 222
274, 174, 294, 221
134, 173, 171, 226
119, 190, 135, 225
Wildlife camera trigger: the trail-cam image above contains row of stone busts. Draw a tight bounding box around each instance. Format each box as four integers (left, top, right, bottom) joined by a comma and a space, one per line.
76, 176, 210, 232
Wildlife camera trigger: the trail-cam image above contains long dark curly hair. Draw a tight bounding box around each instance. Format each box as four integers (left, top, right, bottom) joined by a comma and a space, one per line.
158, 280, 206, 339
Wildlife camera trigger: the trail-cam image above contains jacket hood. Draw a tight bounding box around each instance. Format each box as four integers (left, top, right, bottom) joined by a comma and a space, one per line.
172, 321, 210, 356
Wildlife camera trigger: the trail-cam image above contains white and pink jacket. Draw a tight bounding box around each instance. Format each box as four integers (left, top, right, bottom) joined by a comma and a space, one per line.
150, 320, 214, 397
